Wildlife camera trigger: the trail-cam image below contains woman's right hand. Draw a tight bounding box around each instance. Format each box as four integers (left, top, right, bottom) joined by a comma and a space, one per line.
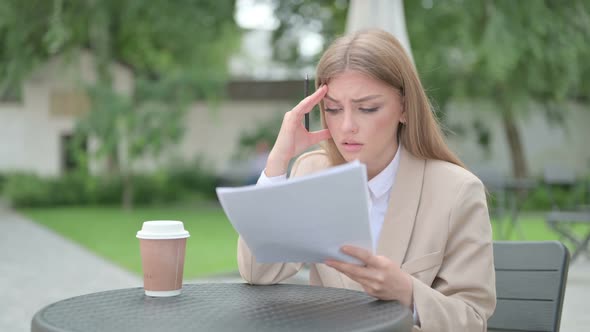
265, 85, 331, 176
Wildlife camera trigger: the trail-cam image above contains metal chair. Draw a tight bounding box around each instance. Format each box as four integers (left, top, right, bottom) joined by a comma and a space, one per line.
543, 165, 590, 261
473, 167, 534, 240
488, 241, 570, 332
472, 167, 509, 236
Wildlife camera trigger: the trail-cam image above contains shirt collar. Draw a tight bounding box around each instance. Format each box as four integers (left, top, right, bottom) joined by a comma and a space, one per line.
368, 145, 401, 199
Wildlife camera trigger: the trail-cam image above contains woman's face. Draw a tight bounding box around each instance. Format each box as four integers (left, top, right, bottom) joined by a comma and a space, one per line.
323, 70, 405, 179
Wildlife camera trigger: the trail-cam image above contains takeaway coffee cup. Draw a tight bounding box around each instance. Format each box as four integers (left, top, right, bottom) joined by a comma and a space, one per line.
136, 220, 190, 297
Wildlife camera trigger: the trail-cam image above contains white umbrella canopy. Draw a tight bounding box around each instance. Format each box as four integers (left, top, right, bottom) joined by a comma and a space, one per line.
345, 0, 414, 62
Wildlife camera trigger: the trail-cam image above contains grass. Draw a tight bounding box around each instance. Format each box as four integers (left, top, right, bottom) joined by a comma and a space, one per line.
22, 204, 239, 279
492, 214, 558, 241
492, 213, 590, 256
22, 207, 589, 279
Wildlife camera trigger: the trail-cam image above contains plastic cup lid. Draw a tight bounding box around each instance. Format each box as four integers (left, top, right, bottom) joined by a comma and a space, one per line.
136, 220, 190, 240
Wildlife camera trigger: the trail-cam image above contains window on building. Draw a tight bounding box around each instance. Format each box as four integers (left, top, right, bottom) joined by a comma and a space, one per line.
51, 90, 90, 117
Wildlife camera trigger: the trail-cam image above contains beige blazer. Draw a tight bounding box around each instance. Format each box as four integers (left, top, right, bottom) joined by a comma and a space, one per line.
237, 148, 496, 331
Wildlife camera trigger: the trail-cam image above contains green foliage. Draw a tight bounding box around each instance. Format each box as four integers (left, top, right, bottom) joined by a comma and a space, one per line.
1, 172, 106, 206
1, 0, 240, 88
485, 179, 590, 212
1, 160, 218, 207
405, 0, 590, 106
2, 173, 53, 207
403, 0, 590, 177
0, 1, 50, 97
166, 159, 219, 200
75, 82, 187, 166
522, 181, 590, 211
271, 0, 349, 65
234, 113, 283, 161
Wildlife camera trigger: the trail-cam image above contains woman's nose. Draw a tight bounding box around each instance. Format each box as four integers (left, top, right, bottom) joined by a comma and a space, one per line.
341, 111, 359, 134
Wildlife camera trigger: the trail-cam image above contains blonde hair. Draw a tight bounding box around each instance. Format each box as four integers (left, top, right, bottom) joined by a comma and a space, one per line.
315, 28, 464, 168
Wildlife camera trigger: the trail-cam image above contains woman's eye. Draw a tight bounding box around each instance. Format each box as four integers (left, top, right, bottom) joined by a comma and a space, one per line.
325, 108, 340, 113
360, 107, 379, 113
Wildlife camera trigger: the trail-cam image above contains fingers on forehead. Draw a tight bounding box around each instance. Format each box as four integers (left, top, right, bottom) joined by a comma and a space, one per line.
304, 85, 327, 102
295, 92, 324, 115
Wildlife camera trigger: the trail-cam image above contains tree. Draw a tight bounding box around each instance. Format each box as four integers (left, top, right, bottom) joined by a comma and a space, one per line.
0, 0, 240, 208
405, 0, 590, 178
271, 0, 349, 67
75, 79, 189, 209
1, 0, 239, 86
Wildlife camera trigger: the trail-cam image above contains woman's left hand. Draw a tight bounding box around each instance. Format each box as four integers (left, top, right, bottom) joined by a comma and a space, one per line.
325, 246, 414, 307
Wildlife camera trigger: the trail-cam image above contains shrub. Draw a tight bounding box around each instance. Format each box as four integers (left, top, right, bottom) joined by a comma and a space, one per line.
168, 160, 217, 200
1, 158, 219, 207
50, 172, 92, 205
521, 181, 589, 211
0, 173, 6, 194
2, 173, 53, 207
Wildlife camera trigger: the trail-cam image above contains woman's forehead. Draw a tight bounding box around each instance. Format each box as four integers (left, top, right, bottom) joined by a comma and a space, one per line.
324, 71, 397, 101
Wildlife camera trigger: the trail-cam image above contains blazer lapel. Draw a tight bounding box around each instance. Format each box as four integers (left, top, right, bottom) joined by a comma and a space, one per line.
376, 148, 425, 265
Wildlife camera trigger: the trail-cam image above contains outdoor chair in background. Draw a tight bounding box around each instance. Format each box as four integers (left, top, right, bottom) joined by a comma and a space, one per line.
472, 168, 508, 234
543, 165, 590, 261
473, 167, 535, 240
488, 241, 570, 332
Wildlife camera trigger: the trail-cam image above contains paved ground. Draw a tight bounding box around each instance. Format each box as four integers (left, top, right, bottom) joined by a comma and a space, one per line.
560, 257, 590, 331
0, 207, 141, 332
0, 206, 587, 331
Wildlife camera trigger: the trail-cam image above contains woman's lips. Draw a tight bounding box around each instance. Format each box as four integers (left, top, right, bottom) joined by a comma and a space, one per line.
341, 142, 363, 152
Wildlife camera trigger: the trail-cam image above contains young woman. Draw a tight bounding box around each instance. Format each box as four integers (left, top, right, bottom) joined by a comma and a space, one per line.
237, 28, 496, 331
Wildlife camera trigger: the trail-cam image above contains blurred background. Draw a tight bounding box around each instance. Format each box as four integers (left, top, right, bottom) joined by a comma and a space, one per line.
1, 0, 589, 203
1, 0, 589, 330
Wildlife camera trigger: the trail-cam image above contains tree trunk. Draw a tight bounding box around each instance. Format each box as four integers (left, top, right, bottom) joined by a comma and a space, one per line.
105, 151, 119, 174
499, 103, 528, 179
122, 171, 134, 210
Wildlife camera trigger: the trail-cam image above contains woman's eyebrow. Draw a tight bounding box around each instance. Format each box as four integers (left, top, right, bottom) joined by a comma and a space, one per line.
324, 94, 383, 103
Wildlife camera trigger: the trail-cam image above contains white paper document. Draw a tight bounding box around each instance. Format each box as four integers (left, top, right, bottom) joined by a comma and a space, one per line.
216, 160, 373, 264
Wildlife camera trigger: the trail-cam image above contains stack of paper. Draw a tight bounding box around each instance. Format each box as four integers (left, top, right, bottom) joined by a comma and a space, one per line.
216, 160, 373, 264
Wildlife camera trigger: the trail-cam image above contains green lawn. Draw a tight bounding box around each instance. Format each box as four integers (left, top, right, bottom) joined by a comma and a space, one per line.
22, 204, 239, 279
492, 214, 556, 241
492, 213, 589, 244
22, 207, 587, 279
